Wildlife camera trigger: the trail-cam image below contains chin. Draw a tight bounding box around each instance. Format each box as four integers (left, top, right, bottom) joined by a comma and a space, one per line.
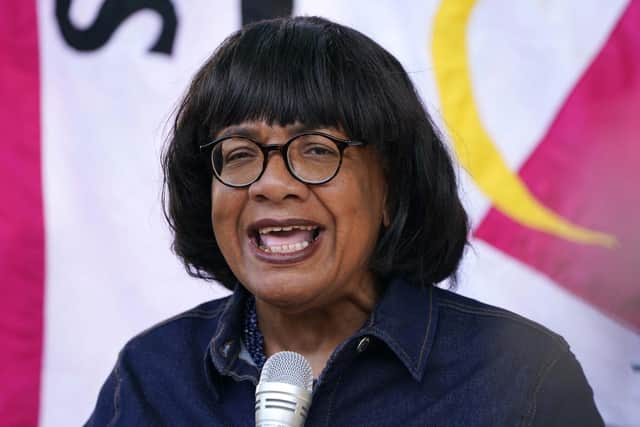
247, 276, 324, 310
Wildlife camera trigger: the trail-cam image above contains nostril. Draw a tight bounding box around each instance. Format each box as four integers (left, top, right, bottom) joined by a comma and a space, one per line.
246, 153, 311, 203
249, 161, 306, 194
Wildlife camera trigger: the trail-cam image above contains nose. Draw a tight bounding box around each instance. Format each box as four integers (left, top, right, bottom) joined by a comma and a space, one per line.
247, 151, 310, 203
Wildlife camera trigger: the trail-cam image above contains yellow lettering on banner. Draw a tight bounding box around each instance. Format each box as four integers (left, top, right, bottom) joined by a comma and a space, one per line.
431, 0, 616, 247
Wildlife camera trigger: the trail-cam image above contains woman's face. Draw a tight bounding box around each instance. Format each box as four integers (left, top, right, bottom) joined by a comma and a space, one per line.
211, 121, 387, 311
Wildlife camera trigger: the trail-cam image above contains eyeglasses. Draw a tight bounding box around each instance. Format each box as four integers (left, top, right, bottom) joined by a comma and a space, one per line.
200, 131, 366, 188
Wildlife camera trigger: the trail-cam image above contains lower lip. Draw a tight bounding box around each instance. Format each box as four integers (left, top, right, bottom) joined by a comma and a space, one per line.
249, 232, 323, 265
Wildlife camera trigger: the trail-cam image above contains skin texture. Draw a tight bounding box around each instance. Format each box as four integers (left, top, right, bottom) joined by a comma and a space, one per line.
211, 121, 388, 376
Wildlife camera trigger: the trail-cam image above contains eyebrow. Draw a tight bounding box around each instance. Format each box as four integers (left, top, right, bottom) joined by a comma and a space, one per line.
216, 123, 323, 139
217, 126, 256, 139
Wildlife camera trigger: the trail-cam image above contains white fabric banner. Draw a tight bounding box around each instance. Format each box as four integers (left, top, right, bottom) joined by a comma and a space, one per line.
30, 1, 639, 425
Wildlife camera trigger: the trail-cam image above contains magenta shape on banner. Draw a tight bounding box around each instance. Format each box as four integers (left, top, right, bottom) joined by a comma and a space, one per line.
475, 0, 640, 332
0, 1, 44, 426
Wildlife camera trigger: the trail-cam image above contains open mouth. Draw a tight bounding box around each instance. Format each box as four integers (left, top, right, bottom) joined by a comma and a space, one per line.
249, 223, 323, 254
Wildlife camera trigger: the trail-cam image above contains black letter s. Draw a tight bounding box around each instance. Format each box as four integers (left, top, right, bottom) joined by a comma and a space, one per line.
55, 0, 177, 54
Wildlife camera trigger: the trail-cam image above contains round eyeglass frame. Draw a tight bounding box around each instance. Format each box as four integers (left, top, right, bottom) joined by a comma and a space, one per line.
200, 131, 367, 188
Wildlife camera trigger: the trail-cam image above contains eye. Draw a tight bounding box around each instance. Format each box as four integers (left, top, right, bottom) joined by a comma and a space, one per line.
226, 148, 257, 162
295, 136, 340, 158
304, 144, 337, 156
219, 138, 261, 164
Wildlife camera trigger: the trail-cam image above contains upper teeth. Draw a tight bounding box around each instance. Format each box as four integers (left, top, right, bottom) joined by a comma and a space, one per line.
258, 225, 317, 234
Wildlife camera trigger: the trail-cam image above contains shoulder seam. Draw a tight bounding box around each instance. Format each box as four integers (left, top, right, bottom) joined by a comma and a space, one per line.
521, 346, 567, 427
128, 298, 230, 343
107, 354, 123, 427
438, 300, 567, 347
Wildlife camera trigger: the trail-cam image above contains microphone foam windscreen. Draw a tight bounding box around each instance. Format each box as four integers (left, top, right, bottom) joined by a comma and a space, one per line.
260, 351, 313, 391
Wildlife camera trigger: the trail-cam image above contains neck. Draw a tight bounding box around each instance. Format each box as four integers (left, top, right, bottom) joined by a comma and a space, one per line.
255, 279, 378, 378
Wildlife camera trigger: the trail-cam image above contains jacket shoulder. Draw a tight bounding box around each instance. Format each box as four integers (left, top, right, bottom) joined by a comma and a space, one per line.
123, 294, 232, 355
430, 288, 603, 425
85, 295, 233, 426
433, 286, 569, 352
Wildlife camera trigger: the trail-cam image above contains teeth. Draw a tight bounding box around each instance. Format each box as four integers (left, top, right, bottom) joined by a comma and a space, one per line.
260, 240, 310, 253
254, 224, 320, 254
258, 225, 316, 235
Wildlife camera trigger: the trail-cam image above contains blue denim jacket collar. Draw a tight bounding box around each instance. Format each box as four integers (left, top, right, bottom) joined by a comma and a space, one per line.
87, 276, 603, 425
205, 277, 438, 394
205, 286, 257, 400
361, 278, 438, 381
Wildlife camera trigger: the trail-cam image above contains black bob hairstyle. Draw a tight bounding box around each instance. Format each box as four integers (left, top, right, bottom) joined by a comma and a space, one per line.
162, 16, 469, 290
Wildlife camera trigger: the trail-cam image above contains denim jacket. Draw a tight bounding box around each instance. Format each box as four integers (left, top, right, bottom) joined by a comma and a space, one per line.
85, 278, 603, 426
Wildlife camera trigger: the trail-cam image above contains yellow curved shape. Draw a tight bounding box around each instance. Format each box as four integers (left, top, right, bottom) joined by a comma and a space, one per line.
431, 0, 616, 248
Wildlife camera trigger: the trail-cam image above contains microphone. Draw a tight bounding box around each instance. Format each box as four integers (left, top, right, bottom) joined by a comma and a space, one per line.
255, 351, 314, 427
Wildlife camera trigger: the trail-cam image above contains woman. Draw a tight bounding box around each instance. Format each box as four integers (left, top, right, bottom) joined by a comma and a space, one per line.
86, 16, 603, 426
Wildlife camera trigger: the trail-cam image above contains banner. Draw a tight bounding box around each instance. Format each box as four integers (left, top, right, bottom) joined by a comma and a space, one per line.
1, 1, 638, 425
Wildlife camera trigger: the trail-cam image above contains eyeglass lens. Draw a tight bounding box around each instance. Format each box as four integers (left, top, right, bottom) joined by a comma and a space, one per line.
211, 134, 342, 186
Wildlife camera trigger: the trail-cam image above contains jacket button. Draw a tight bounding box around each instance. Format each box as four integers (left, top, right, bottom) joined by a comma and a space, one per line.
221, 340, 234, 357
356, 337, 370, 353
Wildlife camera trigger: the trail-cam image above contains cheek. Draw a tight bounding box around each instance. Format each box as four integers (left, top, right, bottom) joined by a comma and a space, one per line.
329, 178, 385, 256
210, 186, 225, 232
211, 185, 245, 253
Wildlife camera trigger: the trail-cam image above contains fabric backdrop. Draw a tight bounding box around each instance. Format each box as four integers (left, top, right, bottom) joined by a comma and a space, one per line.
1, 1, 638, 426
